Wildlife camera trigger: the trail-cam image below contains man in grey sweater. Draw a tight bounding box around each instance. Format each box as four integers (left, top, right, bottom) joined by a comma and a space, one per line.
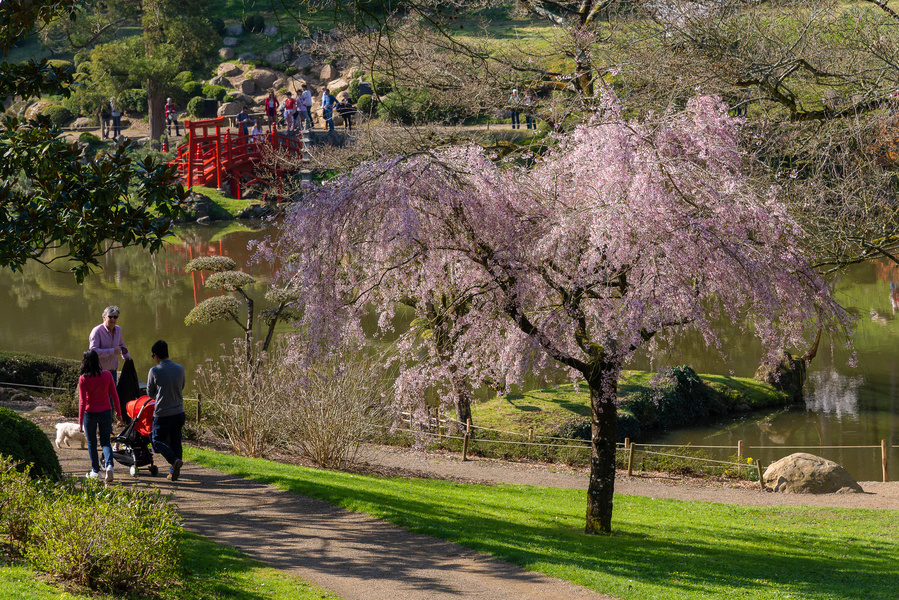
147, 340, 186, 481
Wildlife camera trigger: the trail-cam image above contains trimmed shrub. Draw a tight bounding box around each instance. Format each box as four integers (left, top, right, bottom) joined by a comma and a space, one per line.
356, 94, 373, 115
209, 17, 226, 36
242, 14, 265, 33
201, 83, 228, 103
119, 88, 147, 113
347, 79, 362, 103
187, 96, 205, 118
182, 80, 204, 99
0, 351, 79, 391
26, 480, 181, 594
0, 407, 62, 480
174, 70, 194, 88
41, 104, 72, 126
78, 132, 101, 144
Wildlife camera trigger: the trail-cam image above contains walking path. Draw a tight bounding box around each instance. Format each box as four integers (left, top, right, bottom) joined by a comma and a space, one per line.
51, 436, 609, 600
36, 411, 897, 600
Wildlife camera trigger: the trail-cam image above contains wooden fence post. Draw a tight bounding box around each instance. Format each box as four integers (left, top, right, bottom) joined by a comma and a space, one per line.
196, 393, 201, 423
757, 462, 764, 490
436, 406, 441, 437
627, 443, 635, 477
462, 418, 472, 461
883, 439, 889, 483
737, 440, 743, 460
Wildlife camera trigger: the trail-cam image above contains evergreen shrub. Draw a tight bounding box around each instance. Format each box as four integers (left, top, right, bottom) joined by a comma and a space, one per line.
78, 132, 101, 144
202, 83, 228, 102
41, 105, 72, 126
356, 94, 373, 115
187, 96, 204, 117
182, 81, 204, 99
348, 79, 362, 102
0, 407, 62, 480
209, 17, 226, 36
0, 351, 79, 391
284, 66, 298, 77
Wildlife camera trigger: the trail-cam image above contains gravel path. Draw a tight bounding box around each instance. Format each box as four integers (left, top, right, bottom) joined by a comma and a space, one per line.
20, 404, 897, 600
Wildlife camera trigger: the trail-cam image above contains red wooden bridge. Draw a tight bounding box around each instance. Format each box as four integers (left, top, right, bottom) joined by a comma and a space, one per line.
169, 117, 304, 199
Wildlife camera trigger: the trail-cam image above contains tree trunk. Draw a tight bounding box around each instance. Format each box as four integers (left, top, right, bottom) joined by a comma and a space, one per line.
147, 79, 165, 142
585, 364, 618, 534
452, 374, 473, 428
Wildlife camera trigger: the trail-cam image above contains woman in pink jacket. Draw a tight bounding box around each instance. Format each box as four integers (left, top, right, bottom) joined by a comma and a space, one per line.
78, 350, 123, 482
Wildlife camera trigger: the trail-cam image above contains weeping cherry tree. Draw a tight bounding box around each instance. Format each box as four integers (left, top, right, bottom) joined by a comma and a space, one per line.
264, 96, 849, 534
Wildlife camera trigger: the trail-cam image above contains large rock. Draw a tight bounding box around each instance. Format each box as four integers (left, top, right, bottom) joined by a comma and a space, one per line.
754, 351, 806, 401
320, 64, 338, 82
237, 53, 259, 62
222, 37, 239, 47
291, 53, 313, 71
228, 93, 255, 107
764, 453, 863, 494
265, 46, 292, 66
218, 101, 242, 117
24, 100, 51, 120
327, 77, 349, 93
219, 48, 235, 59
225, 24, 244, 36
357, 81, 373, 97
217, 62, 243, 77
238, 79, 256, 95
247, 69, 279, 90
209, 75, 232, 88
71, 117, 95, 129
263, 24, 279, 37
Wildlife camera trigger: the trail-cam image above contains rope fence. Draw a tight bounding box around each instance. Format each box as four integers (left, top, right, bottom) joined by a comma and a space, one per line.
397, 410, 892, 484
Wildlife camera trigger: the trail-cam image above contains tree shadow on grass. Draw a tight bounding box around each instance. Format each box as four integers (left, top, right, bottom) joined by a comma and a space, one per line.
201, 452, 898, 600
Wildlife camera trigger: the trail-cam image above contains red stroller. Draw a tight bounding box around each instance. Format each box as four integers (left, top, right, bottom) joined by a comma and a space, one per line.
111, 396, 159, 477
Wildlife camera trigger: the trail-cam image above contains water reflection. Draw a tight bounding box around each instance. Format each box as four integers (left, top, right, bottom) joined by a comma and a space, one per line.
0, 224, 896, 480
804, 370, 862, 418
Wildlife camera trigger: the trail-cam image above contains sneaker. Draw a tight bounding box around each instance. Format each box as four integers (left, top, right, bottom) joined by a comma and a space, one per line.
169, 459, 183, 481
104, 467, 114, 483
86, 471, 100, 479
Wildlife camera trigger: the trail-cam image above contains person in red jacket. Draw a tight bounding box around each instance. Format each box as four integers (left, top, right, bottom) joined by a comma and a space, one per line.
78, 349, 123, 482
264, 91, 279, 127
165, 98, 180, 136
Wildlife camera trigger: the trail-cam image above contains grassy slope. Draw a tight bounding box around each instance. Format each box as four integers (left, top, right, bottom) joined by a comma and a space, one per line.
188, 448, 899, 600
0, 532, 341, 600
476, 372, 789, 437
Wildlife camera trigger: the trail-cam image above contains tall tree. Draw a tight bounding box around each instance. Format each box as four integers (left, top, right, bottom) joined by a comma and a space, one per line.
0, 0, 185, 282
267, 95, 849, 533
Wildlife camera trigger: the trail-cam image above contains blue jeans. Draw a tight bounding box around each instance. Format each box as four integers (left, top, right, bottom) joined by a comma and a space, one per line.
84, 409, 114, 473
152, 412, 186, 467
324, 108, 334, 131
510, 110, 520, 128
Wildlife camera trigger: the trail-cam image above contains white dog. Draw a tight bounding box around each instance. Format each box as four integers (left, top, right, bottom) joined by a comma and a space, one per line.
55, 422, 86, 449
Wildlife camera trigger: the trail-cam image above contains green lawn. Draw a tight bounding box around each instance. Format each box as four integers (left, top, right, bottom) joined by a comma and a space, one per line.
187, 447, 899, 600
0, 532, 341, 600
475, 372, 789, 437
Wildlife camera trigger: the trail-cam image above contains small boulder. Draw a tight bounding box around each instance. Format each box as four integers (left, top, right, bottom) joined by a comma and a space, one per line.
219, 48, 235, 59
764, 453, 863, 494
263, 24, 279, 36
237, 53, 259, 62
327, 77, 349, 93
238, 79, 256, 95
218, 101, 242, 117
357, 81, 373, 97
209, 75, 231, 88
228, 92, 255, 107
217, 62, 243, 77
24, 100, 51, 120
247, 68, 279, 90
320, 64, 338, 82
225, 24, 244, 36
291, 53, 313, 70
223, 37, 239, 47
71, 117, 95, 129
265, 46, 292, 66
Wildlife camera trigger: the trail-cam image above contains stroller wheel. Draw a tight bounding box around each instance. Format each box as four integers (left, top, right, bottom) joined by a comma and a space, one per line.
130, 465, 138, 477
149, 465, 159, 477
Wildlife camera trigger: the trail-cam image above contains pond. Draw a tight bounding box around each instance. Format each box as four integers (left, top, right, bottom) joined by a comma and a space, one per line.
0, 223, 896, 480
